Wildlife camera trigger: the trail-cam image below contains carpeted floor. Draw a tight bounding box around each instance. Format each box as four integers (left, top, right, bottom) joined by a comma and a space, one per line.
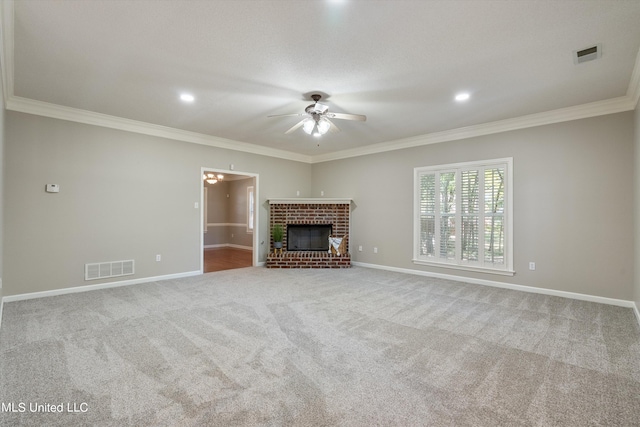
1, 266, 639, 426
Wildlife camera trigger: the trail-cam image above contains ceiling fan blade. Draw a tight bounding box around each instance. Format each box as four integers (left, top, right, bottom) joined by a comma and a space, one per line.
326, 112, 366, 121
284, 120, 305, 134
268, 113, 307, 118
327, 119, 340, 133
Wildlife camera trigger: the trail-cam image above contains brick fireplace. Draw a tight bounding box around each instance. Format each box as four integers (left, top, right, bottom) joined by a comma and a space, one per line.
266, 198, 351, 268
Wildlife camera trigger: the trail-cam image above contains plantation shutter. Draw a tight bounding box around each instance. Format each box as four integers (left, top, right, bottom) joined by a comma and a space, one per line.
414, 158, 511, 273
419, 173, 436, 257
439, 171, 456, 260
484, 167, 505, 265
460, 169, 479, 262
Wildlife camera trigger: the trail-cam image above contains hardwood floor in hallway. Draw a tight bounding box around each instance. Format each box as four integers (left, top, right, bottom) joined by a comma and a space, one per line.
204, 247, 253, 273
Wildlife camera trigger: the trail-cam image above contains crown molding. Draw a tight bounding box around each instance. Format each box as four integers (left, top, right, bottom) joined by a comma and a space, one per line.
6, 96, 312, 163
309, 95, 636, 163
5, 92, 635, 166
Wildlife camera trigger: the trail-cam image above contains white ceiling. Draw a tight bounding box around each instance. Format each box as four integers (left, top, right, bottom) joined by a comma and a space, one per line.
3, 0, 640, 162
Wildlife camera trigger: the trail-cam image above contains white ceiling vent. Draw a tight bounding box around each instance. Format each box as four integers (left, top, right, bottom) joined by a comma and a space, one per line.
85, 260, 135, 281
574, 44, 601, 64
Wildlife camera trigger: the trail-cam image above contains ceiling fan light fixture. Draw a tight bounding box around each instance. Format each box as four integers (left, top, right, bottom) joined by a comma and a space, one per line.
302, 118, 316, 135
317, 118, 331, 135
270, 93, 366, 137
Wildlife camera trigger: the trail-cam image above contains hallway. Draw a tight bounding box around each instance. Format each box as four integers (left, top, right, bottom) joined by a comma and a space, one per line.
204, 247, 253, 272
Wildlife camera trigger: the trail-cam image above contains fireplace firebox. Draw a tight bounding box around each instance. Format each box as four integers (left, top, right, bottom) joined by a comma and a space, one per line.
287, 224, 332, 251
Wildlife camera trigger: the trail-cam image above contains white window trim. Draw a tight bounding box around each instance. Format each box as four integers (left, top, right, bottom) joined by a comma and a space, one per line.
413, 157, 514, 276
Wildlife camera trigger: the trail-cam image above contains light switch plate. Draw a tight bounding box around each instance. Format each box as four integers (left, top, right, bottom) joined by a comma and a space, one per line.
45, 184, 60, 193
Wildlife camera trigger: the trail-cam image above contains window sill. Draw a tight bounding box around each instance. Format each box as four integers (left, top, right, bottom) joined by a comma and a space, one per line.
412, 259, 515, 276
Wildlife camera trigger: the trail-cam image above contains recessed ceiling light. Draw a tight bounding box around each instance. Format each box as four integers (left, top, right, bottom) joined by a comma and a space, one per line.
455, 92, 470, 102
180, 93, 195, 102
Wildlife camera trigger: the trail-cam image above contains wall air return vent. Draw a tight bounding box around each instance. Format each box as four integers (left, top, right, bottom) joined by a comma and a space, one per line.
574, 44, 601, 64
85, 260, 135, 281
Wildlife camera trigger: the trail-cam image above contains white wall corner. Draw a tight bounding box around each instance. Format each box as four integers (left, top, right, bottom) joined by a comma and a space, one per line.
627, 46, 640, 109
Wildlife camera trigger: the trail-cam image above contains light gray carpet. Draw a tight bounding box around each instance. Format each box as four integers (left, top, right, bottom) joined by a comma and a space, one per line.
1, 266, 639, 426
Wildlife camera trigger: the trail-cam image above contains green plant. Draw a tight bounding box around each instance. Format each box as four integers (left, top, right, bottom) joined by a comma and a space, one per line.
272, 224, 284, 242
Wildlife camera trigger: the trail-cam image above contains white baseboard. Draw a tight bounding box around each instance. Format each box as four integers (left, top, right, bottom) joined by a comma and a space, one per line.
352, 261, 637, 309
204, 244, 226, 249
204, 244, 253, 251
226, 244, 252, 251
2, 262, 638, 329
2, 270, 201, 303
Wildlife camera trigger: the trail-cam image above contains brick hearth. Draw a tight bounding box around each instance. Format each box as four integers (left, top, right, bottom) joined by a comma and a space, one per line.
266, 199, 351, 268
266, 251, 351, 268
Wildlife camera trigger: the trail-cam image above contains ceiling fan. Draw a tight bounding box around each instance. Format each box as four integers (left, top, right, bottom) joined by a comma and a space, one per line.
269, 94, 366, 136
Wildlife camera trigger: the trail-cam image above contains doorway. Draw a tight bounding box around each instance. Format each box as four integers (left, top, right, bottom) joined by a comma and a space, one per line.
201, 168, 258, 273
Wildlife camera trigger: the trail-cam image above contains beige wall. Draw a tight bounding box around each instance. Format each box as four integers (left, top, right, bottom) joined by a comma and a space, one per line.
203, 180, 229, 246
2, 108, 637, 302
0, 73, 4, 306
4, 111, 311, 296
634, 101, 640, 310
227, 178, 254, 248
312, 112, 634, 300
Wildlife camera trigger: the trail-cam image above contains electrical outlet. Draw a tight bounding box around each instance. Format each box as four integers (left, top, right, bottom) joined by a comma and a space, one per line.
156, 254, 162, 262
529, 262, 536, 270
358, 245, 363, 252
374, 247, 378, 254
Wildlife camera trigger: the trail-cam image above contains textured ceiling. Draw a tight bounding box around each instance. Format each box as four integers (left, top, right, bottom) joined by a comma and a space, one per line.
6, 0, 640, 159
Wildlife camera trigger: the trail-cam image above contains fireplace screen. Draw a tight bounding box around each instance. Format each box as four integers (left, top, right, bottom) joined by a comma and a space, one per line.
287, 224, 332, 251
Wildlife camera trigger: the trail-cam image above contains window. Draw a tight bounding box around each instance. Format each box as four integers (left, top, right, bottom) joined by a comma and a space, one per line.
247, 186, 254, 233
413, 158, 513, 275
